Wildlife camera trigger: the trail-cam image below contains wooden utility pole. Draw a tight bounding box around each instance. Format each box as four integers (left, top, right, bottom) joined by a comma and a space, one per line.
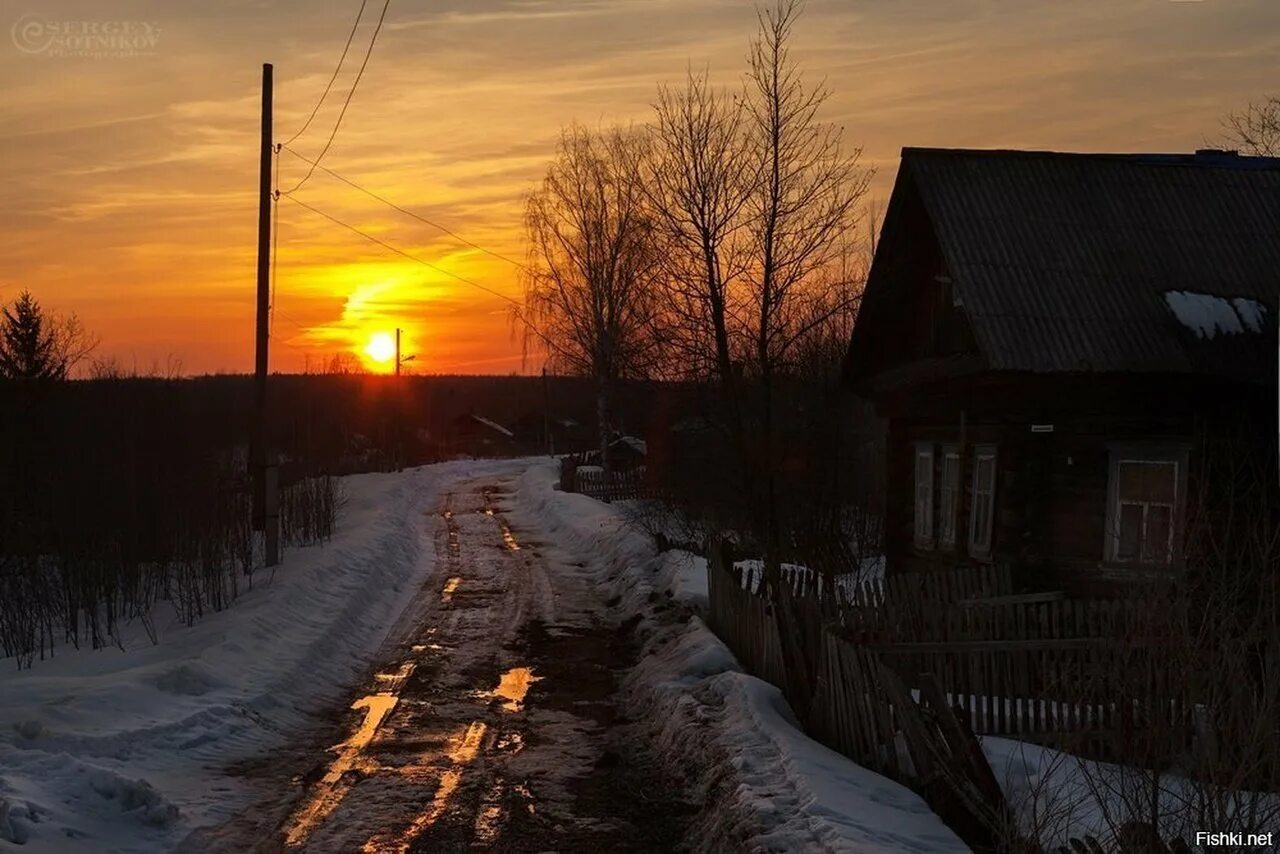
395, 327, 401, 377
252, 62, 280, 567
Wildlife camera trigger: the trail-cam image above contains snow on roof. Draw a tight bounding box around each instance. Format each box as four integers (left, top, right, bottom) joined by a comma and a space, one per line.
470, 414, 514, 437
612, 435, 647, 455
1163, 290, 1269, 339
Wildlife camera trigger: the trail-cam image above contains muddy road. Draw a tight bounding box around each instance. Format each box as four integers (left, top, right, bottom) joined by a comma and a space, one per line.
189, 475, 693, 853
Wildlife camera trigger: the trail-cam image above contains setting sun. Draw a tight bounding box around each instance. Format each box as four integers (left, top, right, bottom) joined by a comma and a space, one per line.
364, 332, 396, 365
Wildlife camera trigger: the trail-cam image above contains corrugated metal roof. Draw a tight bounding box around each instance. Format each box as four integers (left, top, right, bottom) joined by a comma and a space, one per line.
903, 147, 1280, 382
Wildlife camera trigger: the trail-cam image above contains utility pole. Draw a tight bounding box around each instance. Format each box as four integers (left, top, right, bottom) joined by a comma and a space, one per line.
395, 327, 415, 376
252, 61, 280, 567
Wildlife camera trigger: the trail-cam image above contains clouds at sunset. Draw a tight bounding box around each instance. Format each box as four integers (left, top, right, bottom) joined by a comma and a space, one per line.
2, 0, 1277, 374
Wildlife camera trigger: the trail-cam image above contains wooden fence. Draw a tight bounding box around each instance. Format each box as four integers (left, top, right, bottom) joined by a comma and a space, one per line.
705, 545, 1211, 848
562, 459, 661, 502
708, 545, 1011, 848
843, 589, 1192, 745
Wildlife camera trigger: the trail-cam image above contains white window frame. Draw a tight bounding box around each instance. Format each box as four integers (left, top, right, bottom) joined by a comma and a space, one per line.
1104, 445, 1189, 568
938, 445, 961, 549
968, 445, 997, 557
913, 443, 935, 549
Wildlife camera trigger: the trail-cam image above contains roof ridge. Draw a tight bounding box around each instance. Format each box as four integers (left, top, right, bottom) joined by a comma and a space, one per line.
901, 146, 1280, 169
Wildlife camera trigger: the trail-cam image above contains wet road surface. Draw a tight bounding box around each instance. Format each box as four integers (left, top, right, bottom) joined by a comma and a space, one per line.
193, 476, 693, 853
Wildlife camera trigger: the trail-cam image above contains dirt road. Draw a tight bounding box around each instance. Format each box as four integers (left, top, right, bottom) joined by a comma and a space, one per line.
192, 473, 693, 853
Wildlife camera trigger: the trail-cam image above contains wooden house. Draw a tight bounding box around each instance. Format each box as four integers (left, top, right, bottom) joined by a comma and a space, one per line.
446, 412, 516, 457
845, 148, 1280, 595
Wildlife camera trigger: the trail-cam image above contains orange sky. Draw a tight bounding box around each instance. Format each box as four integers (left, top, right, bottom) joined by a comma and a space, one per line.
2, 0, 1278, 375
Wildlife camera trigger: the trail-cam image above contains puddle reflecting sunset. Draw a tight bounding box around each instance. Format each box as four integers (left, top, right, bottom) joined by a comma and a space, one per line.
283, 692, 403, 847
362, 721, 489, 853
492, 667, 540, 712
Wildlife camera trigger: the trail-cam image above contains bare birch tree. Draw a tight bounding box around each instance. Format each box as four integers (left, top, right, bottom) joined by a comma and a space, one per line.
742, 0, 872, 550
524, 125, 662, 474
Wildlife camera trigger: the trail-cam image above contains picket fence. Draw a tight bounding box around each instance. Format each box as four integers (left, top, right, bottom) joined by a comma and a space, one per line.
706, 545, 1204, 849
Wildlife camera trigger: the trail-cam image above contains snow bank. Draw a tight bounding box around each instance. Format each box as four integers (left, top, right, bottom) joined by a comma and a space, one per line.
0, 459, 522, 852
511, 460, 967, 852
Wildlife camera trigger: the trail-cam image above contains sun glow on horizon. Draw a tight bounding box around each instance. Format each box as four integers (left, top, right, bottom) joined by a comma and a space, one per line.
364, 332, 396, 367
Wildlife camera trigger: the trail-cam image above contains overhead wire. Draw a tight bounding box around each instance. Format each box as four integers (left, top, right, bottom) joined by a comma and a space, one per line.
279, 193, 563, 358
279, 144, 527, 270
268, 0, 553, 369
280, 0, 392, 195
281, 0, 369, 147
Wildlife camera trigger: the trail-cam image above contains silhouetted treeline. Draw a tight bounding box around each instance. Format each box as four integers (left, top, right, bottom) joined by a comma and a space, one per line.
0, 375, 338, 668
0, 370, 699, 667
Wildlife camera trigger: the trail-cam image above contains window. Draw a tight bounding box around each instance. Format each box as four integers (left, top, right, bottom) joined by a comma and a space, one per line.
1106, 451, 1185, 567
938, 446, 961, 548
913, 443, 934, 548
968, 445, 997, 556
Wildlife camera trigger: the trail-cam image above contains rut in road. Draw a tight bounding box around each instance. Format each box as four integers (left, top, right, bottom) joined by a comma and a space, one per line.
246, 478, 694, 852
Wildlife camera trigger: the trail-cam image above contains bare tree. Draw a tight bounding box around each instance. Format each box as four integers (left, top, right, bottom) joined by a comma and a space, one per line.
645, 68, 755, 385
524, 124, 663, 474
741, 0, 872, 554
1221, 96, 1280, 156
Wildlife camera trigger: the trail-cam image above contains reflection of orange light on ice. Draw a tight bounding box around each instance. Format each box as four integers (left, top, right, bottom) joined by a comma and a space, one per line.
492, 667, 540, 712
441, 576, 461, 603
362, 721, 489, 853
473, 780, 507, 842
501, 526, 520, 551
284, 689, 405, 846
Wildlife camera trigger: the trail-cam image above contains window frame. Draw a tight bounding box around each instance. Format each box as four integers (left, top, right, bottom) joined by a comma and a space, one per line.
913, 442, 935, 549
938, 445, 962, 549
1104, 443, 1190, 569
968, 444, 998, 558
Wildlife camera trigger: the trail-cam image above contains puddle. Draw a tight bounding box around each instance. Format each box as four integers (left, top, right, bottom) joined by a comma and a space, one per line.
362, 721, 488, 853
373, 662, 416, 685
495, 731, 525, 753
473, 780, 506, 843
443, 507, 460, 557
441, 576, 462, 603
283, 692, 402, 846
491, 667, 540, 712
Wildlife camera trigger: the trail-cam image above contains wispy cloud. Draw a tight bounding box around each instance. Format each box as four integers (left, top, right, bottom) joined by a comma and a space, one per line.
4, 0, 1277, 372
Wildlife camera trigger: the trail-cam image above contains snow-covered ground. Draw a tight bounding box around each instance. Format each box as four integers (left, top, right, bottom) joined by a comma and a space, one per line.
0, 458, 525, 852
3, 455, 971, 853
510, 460, 969, 852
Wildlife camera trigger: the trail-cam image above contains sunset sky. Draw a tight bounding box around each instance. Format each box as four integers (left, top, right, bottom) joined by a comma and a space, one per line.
2, 0, 1277, 375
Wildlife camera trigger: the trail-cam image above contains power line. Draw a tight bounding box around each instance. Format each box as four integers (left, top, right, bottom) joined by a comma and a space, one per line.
281, 193, 521, 308
270, 143, 281, 336
281, 0, 369, 147
281, 0, 391, 195
273, 307, 311, 335
278, 193, 563, 357
280, 144, 527, 270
